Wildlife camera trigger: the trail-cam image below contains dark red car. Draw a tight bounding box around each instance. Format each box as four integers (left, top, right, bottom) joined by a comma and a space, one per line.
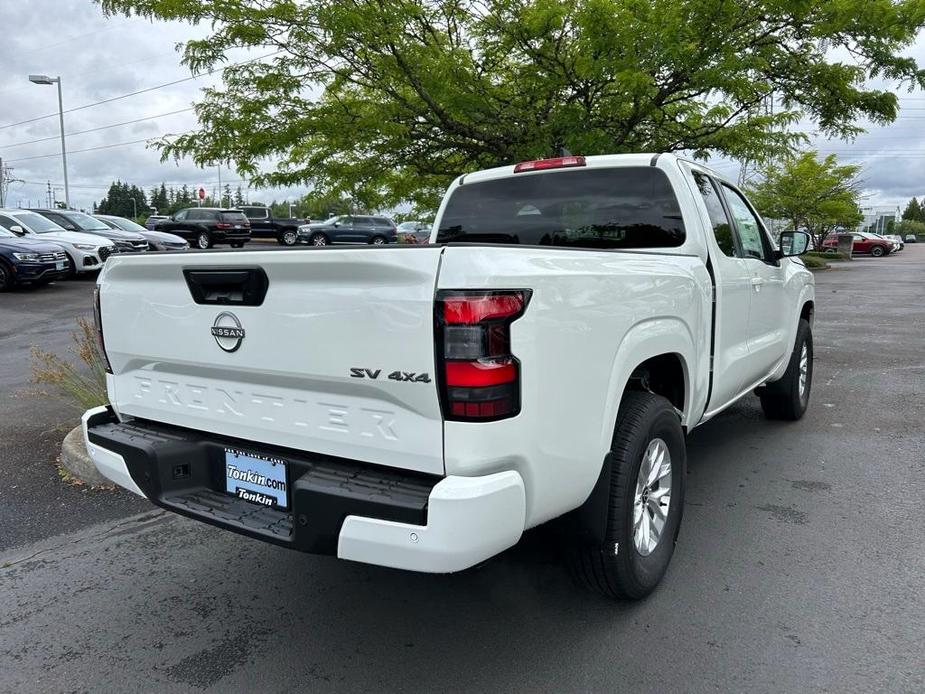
822, 232, 892, 257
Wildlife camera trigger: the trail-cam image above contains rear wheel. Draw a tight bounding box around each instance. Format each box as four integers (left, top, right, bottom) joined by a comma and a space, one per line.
0, 261, 13, 291
279, 230, 298, 246
568, 392, 686, 600
370, 235, 387, 246
870, 245, 885, 257
196, 232, 212, 250
310, 233, 328, 246
230, 243, 244, 249
759, 318, 813, 420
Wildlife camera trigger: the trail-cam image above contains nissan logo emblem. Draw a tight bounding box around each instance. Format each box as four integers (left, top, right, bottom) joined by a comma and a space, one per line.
211, 312, 245, 352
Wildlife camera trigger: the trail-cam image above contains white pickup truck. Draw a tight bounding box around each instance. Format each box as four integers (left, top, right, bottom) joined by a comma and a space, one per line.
83, 153, 814, 599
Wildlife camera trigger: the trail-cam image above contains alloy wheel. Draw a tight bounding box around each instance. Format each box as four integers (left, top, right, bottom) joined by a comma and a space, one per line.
633, 438, 672, 557
798, 343, 809, 402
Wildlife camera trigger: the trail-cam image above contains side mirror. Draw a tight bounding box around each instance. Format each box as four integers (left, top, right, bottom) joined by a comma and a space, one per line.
778, 231, 811, 257
333, 222, 340, 227
9, 225, 25, 235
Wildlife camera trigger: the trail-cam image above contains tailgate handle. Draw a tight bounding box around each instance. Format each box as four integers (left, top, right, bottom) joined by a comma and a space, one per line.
183, 267, 269, 306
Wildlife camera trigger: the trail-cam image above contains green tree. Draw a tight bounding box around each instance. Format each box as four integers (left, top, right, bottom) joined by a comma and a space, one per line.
902, 197, 922, 222
97, 180, 148, 219
98, 0, 925, 209
747, 152, 863, 250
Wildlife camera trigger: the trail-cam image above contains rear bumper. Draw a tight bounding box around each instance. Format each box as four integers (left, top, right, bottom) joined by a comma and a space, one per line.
81, 406, 525, 573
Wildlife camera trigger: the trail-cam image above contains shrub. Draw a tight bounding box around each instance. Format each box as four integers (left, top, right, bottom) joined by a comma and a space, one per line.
897, 219, 925, 236
800, 254, 829, 269
31, 315, 108, 412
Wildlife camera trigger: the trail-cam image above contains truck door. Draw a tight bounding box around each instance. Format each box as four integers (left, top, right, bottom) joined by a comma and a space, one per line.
719, 184, 789, 378
690, 172, 755, 410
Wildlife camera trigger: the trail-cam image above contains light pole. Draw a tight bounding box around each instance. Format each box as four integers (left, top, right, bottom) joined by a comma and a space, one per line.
28, 74, 69, 208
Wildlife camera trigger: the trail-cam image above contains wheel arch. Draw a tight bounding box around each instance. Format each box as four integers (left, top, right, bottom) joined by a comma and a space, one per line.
599, 318, 699, 453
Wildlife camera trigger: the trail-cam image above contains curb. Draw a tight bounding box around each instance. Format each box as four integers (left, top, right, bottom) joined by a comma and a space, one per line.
60, 425, 110, 487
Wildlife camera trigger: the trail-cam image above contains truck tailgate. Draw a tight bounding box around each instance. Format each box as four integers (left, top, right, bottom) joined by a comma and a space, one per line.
98, 247, 446, 475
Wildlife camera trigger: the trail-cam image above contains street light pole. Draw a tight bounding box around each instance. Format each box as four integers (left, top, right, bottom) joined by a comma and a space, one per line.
28, 74, 69, 208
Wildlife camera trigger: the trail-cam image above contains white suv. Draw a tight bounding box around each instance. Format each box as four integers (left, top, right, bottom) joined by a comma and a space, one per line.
0, 209, 116, 275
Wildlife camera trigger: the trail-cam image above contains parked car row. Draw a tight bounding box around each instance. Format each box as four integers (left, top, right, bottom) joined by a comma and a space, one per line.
821, 231, 904, 257
0, 208, 187, 291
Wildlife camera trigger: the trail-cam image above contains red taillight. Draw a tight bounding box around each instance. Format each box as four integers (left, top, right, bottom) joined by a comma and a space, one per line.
216, 222, 232, 229
513, 155, 586, 173
445, 360, 517, 387
442, 293, 525, 324
436, 290, 530, 421
92, 286, 113, 374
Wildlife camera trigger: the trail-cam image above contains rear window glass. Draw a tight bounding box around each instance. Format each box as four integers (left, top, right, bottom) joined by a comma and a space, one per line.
220, 212, 248, 223
436, 167, 685, 249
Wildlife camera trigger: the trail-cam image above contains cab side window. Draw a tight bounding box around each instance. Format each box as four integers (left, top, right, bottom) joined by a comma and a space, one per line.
721, 185, 769, 261
693, 173, 736, 257
0, 215, 15, 231
174, 209, 189, 221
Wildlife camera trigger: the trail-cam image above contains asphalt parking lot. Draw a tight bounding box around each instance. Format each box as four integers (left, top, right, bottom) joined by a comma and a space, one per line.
1, 249, 923, 693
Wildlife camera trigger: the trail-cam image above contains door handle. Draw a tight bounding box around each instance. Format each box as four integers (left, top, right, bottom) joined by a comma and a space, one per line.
750, 277, 764, 291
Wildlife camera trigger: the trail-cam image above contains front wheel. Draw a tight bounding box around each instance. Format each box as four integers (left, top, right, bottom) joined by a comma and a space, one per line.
279, 230, 298, 246
759, 318, 813, 420
0, 261, 13, 291
369, 236, 387, 246
568, 392, 686, 600
196, 232, 213, 249
870, 245, 885, 257
310, 233, 328, 246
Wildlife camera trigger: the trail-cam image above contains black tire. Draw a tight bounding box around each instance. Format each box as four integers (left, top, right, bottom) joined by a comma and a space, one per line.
310, 233, 328, 246
196, 232, 213, 249
278, 230, 298, 246
369, 235, 387, 246
759, 318, 813, 420
568, 392, 686, 600
64, 253, 78, 279
0, 260, 13, 291
870, 245, 885, 257
230, 242, 244, 249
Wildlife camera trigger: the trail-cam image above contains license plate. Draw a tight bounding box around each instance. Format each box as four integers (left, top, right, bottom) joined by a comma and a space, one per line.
55, 261, 64, 270
224, 448, 288, 509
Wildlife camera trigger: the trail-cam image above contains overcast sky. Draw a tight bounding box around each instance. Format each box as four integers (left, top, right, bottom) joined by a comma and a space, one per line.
2, 0, 925, 213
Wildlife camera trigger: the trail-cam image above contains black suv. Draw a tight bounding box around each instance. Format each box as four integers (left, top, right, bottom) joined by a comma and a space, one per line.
158, 208, 251, 249
297, 215, 397, 246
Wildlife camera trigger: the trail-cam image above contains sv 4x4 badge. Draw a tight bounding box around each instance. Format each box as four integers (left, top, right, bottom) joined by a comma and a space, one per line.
350, 368, 431, 383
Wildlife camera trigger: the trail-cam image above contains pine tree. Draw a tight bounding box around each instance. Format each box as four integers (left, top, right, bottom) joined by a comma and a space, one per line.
233, 185, 245, 207
902, 197, 921, 221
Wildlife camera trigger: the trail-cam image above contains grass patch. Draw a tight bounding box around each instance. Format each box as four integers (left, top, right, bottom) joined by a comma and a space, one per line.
806, 251, 847, 262
30, 315, 108, 412
801, 254, 829, 269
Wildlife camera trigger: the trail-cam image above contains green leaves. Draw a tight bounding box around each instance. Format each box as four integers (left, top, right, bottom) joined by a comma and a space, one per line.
96, 0, 925, 210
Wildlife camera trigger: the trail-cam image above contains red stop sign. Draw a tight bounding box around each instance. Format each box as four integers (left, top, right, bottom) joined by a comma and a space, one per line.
198, 187, 206, 200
